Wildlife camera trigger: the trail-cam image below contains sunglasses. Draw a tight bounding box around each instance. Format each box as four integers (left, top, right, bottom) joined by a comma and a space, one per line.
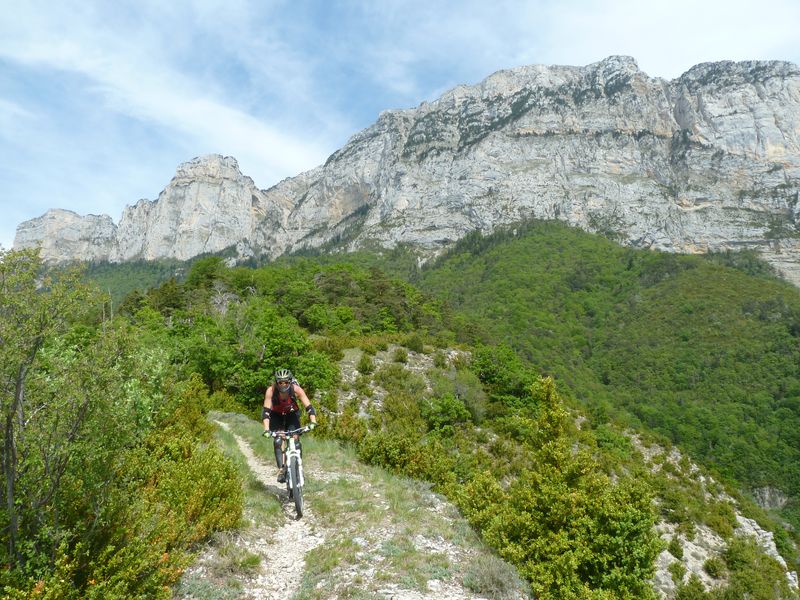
277, 380, 291, 385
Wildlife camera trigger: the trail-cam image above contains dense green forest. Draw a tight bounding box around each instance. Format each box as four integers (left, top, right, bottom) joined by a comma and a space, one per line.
414, 220, 800, 532
6, 219, 800, 598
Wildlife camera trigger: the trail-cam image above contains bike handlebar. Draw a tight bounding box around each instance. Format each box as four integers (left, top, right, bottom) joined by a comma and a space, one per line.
264, 425, 315, 439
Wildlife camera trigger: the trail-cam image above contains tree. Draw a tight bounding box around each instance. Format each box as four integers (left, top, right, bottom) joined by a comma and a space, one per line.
0, 249, 99, 567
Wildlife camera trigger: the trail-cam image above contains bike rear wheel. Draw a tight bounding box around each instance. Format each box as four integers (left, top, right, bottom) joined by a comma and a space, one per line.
290, 456, 303, 517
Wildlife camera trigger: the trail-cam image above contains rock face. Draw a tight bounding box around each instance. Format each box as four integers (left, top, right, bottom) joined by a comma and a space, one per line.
14, 56, 800, 281
13, 209, 117, 263
15, 156, 290, 263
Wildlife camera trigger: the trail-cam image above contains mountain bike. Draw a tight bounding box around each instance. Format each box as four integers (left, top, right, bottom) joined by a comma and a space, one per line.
270, 425, 313, 518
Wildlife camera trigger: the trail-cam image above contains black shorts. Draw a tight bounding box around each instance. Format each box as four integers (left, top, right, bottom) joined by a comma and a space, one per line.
269, 410, 301, 432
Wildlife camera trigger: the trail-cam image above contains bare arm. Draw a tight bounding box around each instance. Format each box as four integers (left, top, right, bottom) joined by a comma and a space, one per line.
262, 386, 273, 431
293, 385, 317, 424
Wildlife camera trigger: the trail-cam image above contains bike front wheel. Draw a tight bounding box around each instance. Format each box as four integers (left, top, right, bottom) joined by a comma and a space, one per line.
290, 456, 303, 518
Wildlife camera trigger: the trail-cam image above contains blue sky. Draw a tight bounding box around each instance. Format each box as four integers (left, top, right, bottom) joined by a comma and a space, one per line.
2, 0, 799, 250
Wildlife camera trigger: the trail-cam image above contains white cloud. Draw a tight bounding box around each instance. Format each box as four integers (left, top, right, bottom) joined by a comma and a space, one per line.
0, 3, 334, 180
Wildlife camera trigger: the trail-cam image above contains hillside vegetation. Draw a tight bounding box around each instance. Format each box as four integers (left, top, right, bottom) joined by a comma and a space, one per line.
415, 220, 800, 532
9, 223, 797, 597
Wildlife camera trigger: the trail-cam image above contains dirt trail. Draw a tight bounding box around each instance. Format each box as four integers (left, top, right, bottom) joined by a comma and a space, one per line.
177, 420, 527, 600
188, 422, 326, 599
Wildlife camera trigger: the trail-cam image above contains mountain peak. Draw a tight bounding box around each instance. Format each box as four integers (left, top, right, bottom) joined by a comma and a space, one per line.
677, 58, 800, 88
173, 154, 244, 182
590, 54, 640, 73
13, 56, 800, 282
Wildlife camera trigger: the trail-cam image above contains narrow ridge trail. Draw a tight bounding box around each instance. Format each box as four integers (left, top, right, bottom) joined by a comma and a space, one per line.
177, 417, 529, 599
177, 421, 327, 599
214, 421, 326, 599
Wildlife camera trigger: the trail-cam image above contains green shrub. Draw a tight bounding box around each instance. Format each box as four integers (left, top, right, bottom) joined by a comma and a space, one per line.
329, 407, 369, 444
420, 394, 472, 432
357, 353, 375, 375
705, 501, 737, 539
354, 374, 372, 397
668, 560, 687, 584
593, 424, 634, 464
675, 574, 709, 600
152, 444, 243, 544
312, 336, 346, 361
668, 537, 684, 560
702, 556, 725, 578
208, 389, 250, 414
374, 363, 425, 395
380, 391, 426, 436
723, 536, 794, 597
356, 432, 456, 488
462, 554, 530, 600
393, 347, 408, 363
404, 332, 425, 353
453, 384, 660, 598
429, 367, 487, 424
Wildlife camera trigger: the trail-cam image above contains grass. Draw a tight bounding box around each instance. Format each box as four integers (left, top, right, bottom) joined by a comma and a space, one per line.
211, 534, 262, 578
174, 576, 243, 600
174, 532, 259, 600
463, 555, 532, 600
212, 414, 283, 523
377, 536, 451, 590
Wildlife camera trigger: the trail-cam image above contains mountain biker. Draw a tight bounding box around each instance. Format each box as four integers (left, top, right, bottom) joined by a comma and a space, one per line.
262, 369, 317, 483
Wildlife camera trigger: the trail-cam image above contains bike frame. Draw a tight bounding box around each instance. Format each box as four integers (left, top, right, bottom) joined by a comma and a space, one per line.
285, 435, 304, 490
275, 426, 310, 489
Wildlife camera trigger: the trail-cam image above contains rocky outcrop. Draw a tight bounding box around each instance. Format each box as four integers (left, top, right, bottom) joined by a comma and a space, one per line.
631, 436, 799, 598
13, 209, 117, 263
14, 156, 290, 263
112, 155, 284, 262
14, 56, 800, 282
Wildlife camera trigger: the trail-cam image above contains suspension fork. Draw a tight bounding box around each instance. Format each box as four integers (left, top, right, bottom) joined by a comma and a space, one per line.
285, 436, 304, 488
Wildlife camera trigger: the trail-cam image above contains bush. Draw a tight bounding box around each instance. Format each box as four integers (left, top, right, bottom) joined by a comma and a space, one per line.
404, 332, 425, 353
705, 501, 736, 539
357, 353, 375, 375
722, 536, 794, 597
702, 556, 725, 578
675, 574, 709, 600
420, 394, 472, 432
393, 347, 408, 363
208, 389, 250, 414
669, 560, 687, 584
668, 537, 684, 560
429, 367, 487, 424
374, 363, 425, 395
312, 336, 346, 361
462, 554, 531, 600
329, 408, 368, 444
356, 433, 456, 488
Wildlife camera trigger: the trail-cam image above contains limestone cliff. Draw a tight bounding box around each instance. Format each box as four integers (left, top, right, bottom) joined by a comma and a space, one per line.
14, 56, 800, 282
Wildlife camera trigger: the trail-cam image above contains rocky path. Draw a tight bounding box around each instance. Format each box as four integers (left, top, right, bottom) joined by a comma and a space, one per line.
177, 421, 327, 599
177, 417, 529, 600
218, 421, 326, 599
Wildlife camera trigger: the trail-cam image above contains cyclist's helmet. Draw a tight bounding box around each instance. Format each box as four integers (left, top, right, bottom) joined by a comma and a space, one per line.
274, 369, 293, 392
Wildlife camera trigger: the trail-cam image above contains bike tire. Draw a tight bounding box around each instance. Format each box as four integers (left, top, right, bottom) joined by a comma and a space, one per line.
291, 457, 303, 518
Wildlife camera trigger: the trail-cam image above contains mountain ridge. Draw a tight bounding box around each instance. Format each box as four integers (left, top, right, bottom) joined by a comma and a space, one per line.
14, 55, 800, 281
